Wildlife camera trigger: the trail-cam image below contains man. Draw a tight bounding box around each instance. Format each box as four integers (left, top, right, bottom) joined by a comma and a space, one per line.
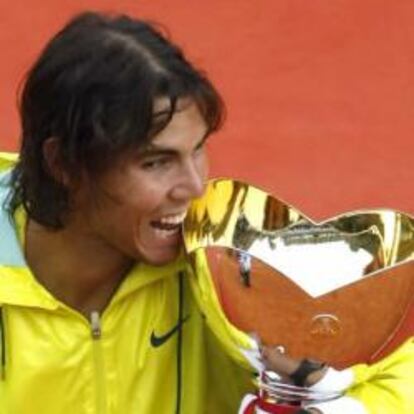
0, 11, 251, 413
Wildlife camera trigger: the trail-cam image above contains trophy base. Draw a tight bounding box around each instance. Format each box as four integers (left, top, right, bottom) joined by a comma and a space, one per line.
240, 394, 301, 414
256, 402, 300, 414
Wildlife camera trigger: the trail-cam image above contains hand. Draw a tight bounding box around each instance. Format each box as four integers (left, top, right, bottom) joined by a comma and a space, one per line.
261, 346, 327, 386
261, 346, 301, 381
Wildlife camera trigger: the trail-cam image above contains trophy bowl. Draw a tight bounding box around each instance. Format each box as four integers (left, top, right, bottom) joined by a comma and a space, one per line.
183, 178, 414, 409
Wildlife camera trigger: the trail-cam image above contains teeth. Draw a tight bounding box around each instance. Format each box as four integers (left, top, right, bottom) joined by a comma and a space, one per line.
154, 228, 179, 239
159, 211, 187, 225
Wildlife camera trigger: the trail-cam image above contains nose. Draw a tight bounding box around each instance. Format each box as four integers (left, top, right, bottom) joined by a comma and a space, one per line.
170, 158, 207, 202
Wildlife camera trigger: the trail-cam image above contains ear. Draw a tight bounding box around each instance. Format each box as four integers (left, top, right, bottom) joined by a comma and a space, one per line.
42, 137, 69, 186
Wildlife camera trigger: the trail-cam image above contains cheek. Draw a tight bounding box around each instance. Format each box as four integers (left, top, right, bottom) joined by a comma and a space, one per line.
91, 193, 149, 230
96, 204, 147, 247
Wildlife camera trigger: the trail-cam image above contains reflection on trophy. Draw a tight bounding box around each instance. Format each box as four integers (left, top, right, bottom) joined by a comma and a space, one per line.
183, 179, 414, 412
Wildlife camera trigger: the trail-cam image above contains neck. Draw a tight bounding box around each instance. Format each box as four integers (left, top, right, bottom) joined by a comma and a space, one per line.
25, 219, 133, 316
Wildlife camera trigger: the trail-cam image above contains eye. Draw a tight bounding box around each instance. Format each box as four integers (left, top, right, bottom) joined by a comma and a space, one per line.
141, 157, 171, 170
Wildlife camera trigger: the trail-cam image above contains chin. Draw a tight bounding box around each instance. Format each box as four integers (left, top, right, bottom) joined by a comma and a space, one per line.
136, 247, 182, 267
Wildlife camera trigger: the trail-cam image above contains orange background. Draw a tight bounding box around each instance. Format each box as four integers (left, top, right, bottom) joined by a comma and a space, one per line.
2, 0, 414, 219
1, 1, 413, 338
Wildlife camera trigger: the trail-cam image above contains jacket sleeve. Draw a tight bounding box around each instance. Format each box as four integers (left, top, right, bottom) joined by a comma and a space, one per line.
346, 338, 414, 414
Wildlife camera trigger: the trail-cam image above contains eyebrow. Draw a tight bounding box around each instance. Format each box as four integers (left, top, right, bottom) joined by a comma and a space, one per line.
138, 133, 209, 158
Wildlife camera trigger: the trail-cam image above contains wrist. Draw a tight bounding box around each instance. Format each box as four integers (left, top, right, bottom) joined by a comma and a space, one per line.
305, 364, 328, 386
289, 359, 327, 387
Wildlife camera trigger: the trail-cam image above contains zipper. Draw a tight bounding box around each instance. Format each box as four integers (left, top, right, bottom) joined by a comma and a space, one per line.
90, 311, 102, 340
0, 307, 5, 380
90, 311, 107, 414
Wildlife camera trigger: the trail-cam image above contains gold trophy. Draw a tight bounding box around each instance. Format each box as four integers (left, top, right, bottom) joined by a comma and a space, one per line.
183, 178, 414, 410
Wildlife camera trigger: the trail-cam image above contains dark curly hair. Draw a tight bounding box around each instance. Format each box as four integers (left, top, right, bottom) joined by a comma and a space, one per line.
9, 11, 224, 228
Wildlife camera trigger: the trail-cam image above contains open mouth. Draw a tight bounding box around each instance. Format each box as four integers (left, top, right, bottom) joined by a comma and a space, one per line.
150, 211, 187, 239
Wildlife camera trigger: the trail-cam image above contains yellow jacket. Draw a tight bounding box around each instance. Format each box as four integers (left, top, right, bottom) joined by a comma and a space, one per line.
0, 153, 252, 413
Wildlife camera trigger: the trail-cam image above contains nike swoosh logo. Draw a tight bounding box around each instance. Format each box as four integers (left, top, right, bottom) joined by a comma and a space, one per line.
150, 315, 190, 348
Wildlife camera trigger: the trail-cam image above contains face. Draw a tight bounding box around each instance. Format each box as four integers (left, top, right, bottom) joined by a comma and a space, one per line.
69, 99, 209, 266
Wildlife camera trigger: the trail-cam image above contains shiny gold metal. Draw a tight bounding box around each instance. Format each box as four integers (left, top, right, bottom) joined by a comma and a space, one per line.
183, 178, 414, 367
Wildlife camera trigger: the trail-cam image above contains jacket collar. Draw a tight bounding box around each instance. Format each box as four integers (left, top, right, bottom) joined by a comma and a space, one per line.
0, 170, 58, 308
